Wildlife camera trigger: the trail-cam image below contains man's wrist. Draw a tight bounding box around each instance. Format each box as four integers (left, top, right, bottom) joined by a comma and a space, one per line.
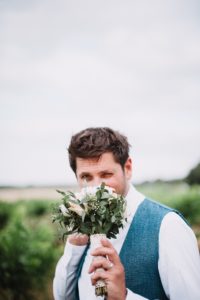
65, 239, 87, 253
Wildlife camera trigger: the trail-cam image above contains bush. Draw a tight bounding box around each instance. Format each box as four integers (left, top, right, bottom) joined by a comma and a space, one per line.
185, 162, 200, 185
0, 207, 60, 300
0, 202, 13, 230
170, 190, 200, 225
26, 200, 50, 217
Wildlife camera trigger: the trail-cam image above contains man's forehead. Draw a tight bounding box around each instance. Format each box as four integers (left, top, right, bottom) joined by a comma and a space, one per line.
77, 156, 100, 162
76, 152, 115, 164
76, 156, 117, 174
76, 157, 100, 167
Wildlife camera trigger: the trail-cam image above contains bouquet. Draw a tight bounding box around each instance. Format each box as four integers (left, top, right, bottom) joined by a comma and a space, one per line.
52, 182, 127, 296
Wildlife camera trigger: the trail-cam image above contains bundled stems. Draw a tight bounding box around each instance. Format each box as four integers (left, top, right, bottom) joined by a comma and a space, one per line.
90, 234, 108, 297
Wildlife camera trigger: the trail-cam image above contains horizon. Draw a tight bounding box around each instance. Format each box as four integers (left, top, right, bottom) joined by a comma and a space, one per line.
0, 175, 188, 189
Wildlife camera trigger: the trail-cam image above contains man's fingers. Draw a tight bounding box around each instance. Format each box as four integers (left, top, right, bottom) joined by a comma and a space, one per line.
100, 238, 113, 248
88, 257, 114, 274
90, 270, 109, 286
91, 240, 120, 264
68, 233, 89, 246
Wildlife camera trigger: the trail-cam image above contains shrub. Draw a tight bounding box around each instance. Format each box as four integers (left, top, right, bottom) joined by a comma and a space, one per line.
0, 219, 58, 300
0, 202, 13, 230
26, 200, 50, 217
185, 162, 200, 185
171, 191, 200, 225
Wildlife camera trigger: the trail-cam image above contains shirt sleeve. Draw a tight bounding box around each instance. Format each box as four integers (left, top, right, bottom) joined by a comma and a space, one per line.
159, 212, 200, 300
53, 240, 88, 300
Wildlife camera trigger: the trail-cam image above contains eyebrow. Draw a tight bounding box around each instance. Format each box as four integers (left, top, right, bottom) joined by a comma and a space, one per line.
79, 172, 91, 177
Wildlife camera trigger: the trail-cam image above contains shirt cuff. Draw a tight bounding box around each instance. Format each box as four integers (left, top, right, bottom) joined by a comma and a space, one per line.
63, 240, 88, 266
126, 289, 148, 300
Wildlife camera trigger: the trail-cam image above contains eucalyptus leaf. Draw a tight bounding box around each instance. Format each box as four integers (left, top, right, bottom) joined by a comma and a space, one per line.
111, 215, 116, 223
56, 190, 67, 196
91, 214, 95, 222
101, 192, 110, 199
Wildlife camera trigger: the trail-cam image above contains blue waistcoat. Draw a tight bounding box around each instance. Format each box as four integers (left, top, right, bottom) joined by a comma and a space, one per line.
75, 198, 184, 300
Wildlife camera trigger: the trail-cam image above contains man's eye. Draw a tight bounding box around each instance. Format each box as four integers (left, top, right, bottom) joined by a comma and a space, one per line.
81, 175, 91, 181
102, 173, 112, 178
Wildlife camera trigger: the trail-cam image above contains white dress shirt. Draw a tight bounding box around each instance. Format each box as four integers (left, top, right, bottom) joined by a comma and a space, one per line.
53, 185, 200, 300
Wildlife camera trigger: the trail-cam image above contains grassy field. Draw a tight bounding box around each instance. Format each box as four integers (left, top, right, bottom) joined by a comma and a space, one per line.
0, 182, 199, 299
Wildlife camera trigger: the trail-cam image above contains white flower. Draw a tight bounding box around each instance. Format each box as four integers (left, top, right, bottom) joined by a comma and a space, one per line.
75, 186, 98, 199
68, 202, 84, 216
76, 185, 117, 199
105, 186, 116, 195
59, 204, 69, 216
74, 192, 82, 199
83, 186, 98, 195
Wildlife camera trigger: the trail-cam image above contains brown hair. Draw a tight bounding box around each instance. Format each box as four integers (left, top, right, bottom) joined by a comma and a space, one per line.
68, 127, 130, 173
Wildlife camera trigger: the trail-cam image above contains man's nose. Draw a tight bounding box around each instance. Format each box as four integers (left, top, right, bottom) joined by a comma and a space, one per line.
91, 177, 103, 187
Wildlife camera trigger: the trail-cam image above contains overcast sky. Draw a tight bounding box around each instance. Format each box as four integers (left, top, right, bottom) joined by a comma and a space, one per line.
0, 0, 200, 186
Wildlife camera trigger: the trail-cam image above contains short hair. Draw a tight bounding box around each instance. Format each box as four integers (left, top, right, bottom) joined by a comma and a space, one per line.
68, 127, 131, 173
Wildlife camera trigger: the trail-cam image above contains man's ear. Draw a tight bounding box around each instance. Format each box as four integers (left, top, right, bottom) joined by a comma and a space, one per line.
124, 157, 132, 180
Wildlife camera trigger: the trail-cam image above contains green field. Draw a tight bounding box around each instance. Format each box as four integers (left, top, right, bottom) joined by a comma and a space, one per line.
0, 182, 199, 299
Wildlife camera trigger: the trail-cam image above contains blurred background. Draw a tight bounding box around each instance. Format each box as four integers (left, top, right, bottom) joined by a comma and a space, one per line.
0, 0, 200, 299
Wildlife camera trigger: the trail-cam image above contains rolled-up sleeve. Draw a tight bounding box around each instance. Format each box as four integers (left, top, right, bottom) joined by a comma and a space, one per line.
53, 240, 87, 300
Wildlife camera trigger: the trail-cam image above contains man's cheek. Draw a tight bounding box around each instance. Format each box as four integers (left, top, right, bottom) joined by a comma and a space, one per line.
106, 180, 117, 191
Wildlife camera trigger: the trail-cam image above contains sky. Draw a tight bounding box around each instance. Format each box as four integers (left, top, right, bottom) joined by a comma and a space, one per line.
0, 0, 200, 186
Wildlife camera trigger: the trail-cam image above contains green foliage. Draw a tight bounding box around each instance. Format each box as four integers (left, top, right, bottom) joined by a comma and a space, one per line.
53, 183, 127, 239
0, 199, 62, 300
26, 200, 49, 217
185, 162, 200, 185
0, 202, 13, 230
169, 189, 200, 225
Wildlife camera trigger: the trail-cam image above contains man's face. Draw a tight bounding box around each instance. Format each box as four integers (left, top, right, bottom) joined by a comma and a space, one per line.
76, 152, 132, 196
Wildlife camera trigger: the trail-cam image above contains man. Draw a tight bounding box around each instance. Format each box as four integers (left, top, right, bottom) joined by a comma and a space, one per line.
53, 127, 200, 300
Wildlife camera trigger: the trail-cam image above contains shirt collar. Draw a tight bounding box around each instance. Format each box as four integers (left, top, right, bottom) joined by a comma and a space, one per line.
125, 184, 145, 222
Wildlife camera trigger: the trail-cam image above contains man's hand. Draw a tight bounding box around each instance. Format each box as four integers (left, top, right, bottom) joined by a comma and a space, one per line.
89, 238, 127, 300
68, 233, 89, 246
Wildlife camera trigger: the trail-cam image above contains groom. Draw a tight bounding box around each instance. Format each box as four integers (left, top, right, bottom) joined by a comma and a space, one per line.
53, 127, 200, 300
